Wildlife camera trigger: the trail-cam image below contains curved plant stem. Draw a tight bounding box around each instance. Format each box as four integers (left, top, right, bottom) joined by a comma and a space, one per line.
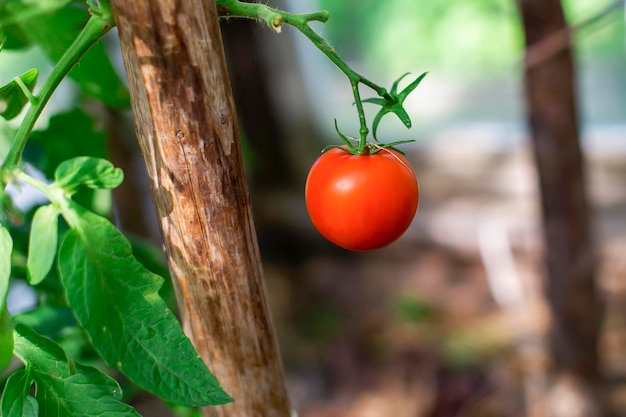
1, 7, 115, 173
216, 0, 395, 153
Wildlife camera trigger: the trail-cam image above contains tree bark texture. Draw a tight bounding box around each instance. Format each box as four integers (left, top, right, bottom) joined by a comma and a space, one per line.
109, 2, 291, 416
516, 1, 604, 416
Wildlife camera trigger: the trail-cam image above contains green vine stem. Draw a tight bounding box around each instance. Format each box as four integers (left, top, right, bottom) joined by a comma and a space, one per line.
11, 168, 81, 227
216, 0, 397, 154
0, 2, 116, 174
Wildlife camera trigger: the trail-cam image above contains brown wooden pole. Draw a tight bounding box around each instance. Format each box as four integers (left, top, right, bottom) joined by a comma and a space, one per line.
109, 2, 291, 416
516, 0, 604, 416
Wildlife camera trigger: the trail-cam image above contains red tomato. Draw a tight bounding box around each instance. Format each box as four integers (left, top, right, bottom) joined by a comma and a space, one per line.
305, 147, 419, 251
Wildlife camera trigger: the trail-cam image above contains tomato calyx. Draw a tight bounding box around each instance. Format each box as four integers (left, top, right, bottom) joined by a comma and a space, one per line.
322, 119, 415, 156
362, 71, 428, 141
323, 71, 428, 157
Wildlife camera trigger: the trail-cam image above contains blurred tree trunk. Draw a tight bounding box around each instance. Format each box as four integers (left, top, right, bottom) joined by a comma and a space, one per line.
109, 1, 292, 416
516, 1, 605, 416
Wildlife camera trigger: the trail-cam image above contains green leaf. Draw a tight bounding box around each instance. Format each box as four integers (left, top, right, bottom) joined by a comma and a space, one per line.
0, 305, 14, 370
54, 157, 124, 194
57, 203, 233, 406
0, 368, 38, 417
0, 223, 12, 312
0, 0, 73, 26
0, 118, 16, 164
0, 69, 38, 121
20, 6, 130, 108
27, 204, 59, 285
12, 323, 142, 417
0, 24, 31, 50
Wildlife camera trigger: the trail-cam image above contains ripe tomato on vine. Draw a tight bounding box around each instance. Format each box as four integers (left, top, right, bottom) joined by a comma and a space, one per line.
305, 145, 419, 251
217, 1, 428, 251
298, 68, 426, 251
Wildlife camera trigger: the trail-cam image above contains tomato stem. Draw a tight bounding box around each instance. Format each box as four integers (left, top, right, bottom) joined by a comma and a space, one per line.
0, 1, 115, 173
215, 0, 394, 153
360, 145, 371, 156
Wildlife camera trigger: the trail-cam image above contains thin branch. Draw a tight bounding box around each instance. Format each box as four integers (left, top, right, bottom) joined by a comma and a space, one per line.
216, 0, 392, 149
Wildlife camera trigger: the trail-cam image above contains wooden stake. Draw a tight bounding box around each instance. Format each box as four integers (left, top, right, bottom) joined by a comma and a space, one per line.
109, 2, 292, 416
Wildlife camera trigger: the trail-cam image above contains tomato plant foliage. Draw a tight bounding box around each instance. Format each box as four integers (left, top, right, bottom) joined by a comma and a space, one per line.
57, 202, 231, 406
0, 153, 233, 413
4, 325, 141, 417
0, 1, 231, 415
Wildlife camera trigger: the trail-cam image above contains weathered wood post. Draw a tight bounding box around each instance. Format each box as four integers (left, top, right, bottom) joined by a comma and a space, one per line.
109, 2, 292, 416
